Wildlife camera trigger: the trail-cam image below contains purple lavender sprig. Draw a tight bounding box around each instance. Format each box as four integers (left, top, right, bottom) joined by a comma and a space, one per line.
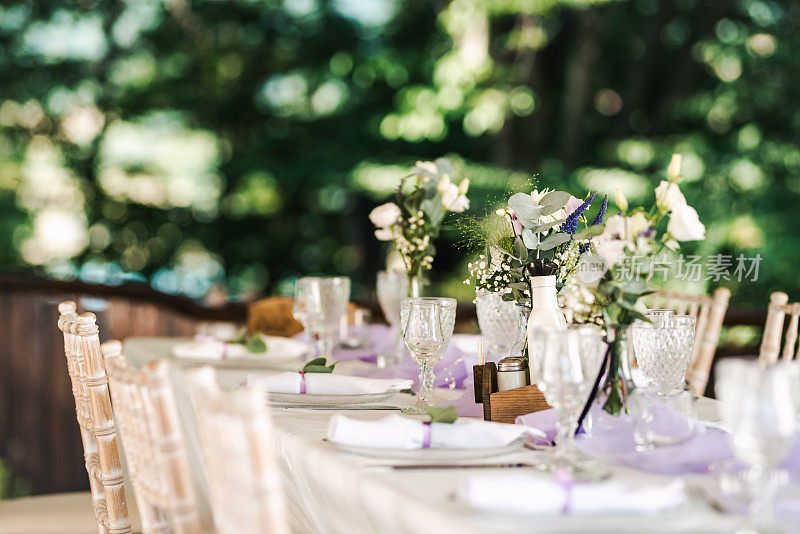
579, 195, 608, 253
591, 195, 607, 226
559, 192, 596, 235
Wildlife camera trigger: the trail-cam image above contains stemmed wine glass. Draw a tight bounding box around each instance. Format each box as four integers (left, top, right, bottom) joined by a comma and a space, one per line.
401, 297, 456, 414
528, 326, 606, 470
292, 276, 350, 361
715, 360, 799, 530
376, 270, 409, 367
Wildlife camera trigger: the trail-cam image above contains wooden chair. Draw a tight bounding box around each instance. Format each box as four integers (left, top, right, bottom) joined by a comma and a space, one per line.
758, 292, 800, 363
187, 367, 289, 534
101, 341, 202, 534
645, 288, 731, 395
57, 303, 133, 534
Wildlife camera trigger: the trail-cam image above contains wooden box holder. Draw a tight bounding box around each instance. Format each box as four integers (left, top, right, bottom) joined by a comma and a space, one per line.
473, 362, 550, 424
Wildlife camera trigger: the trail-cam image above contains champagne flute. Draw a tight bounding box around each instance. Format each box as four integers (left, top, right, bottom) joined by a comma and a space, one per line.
402, 300, 445, 415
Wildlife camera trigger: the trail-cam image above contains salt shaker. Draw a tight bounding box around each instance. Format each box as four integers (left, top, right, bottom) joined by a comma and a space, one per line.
496, 357, 530, 391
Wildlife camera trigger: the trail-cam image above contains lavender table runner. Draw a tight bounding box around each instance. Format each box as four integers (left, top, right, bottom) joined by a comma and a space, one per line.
516, 408, 735, 475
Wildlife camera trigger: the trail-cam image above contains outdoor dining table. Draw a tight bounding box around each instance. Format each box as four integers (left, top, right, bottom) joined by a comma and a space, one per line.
123, 336, 744, 534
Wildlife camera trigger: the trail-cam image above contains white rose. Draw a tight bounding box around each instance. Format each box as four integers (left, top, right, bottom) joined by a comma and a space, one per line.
374, 227, 395, 241
667, 203, 706, 241
594, 240, 627, 268
441, 183, 470, 212
654, 180, 686, 211
597, 213, 626, 242
369, 202, 401, 228
529, 189, 547, 204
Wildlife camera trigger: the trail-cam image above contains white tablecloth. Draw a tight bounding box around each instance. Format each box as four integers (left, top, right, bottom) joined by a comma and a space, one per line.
123, 337, 739, 534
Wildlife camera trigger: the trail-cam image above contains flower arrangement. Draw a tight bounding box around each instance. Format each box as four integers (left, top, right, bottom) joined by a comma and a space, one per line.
568, 154, 707, 416
464, 187, 606, 308
370, 158, 469, 288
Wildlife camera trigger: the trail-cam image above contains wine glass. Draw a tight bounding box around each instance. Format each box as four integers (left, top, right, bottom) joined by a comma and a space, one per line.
292, 276, 350, 361
402, 299, 445, 415
716, 360, 799, 529
376, 270, 409, 367
400, 297, 457, 406
529, 326, 606, 469
476, 290, 524, 360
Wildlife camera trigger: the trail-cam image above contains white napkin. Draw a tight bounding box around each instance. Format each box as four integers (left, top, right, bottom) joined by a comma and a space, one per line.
326, 414, 542, 450
247, 373, 413, 395
172, 339, 251, 360
457, 474, 686, 515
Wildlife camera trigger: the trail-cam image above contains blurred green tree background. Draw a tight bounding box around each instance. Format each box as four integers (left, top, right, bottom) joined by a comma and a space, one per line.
0, 0, 795, 307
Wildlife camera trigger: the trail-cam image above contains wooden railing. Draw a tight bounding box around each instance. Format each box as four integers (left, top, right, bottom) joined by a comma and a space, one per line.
0, 273, 766, 495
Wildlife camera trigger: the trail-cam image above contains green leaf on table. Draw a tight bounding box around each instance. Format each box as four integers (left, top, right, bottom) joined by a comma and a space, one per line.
245, 336, 267, 354
426, 406, 458, 424
302, 358, 338, 373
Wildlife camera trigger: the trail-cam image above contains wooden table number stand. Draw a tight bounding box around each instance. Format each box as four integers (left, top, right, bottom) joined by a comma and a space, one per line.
473, 362, 550, 423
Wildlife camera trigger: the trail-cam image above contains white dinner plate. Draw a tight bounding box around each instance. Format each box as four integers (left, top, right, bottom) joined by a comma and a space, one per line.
170, 336, 308, 368
329, 439, 526, 461
267, 391, 398, 406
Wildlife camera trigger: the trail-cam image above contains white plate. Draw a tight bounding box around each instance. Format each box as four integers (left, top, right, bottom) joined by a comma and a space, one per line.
171, 336, 307, 367
330, 440, 525, 461
267, 391, 398, 406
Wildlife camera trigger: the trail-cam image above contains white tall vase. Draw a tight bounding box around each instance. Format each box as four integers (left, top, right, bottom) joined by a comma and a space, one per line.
526, 275, 567, 357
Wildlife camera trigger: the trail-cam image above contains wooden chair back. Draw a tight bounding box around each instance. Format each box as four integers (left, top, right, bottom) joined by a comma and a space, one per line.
100, 341, 201, 534
645, 288, 731, 395
187, 367, 289, 534
57, 302, 132, 534
758, 292, 800, 363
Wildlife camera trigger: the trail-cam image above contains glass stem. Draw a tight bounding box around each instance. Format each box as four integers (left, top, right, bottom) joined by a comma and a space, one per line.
313, 331, 336, 360
554, 407, 578, 461
418, 360, 431, 402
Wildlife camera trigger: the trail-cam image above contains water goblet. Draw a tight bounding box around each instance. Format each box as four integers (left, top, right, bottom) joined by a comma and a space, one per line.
376, 270, 409, 367
476, 290, 525, 361
402, 300, 445, 415
292, 276, 350, 361
716, 360, 799, 530
529, 326, 606, 470
630, 314, 696, 394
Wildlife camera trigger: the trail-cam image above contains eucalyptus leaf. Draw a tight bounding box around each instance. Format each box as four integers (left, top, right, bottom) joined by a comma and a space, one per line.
540, 191, 571, 215
529, 218, 566, 234
427, 406, 458, 423
513, 237, 528, 261
508, 193, 542, 221
521, 229, 540, 249
573, 225, 605, 240
537, 233, 571, 251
